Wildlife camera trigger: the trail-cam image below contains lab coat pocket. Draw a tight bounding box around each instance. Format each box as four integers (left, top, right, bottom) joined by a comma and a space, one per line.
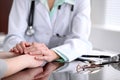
48, 34, 67, 48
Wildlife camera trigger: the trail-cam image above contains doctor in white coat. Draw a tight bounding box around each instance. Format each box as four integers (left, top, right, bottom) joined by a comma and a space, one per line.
4, 0, 92, 62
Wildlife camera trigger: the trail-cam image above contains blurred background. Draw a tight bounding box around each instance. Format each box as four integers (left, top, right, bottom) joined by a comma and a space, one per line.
90, 0, 120, 80
0, 0, 120, 80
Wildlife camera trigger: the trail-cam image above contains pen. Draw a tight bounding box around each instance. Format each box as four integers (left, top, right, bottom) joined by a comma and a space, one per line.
75, 58, 95, 63
81, 55, 111, 58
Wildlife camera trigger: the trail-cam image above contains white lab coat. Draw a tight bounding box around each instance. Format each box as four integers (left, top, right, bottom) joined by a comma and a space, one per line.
4, 0, 92, 62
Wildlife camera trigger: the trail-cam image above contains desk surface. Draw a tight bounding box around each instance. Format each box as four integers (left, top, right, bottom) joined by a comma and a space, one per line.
2, 61, 99, 80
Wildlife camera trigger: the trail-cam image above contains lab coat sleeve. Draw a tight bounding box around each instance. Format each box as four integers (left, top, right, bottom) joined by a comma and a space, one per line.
3, 0, 29, 51
52, 0, 92, 62
0, 59, 7, 79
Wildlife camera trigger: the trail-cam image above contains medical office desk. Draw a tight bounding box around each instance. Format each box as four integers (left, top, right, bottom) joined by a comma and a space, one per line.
1, 61, 100, 80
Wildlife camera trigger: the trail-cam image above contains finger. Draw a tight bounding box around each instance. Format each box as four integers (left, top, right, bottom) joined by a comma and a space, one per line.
25, 45, 45, 54
25, 42, 32, 47
9, 48, 14, 52
20, 41, 27, 50
35, 56, 48, 61
19, 41, 31, 50
20, 41, 26, 47
16, 44, 24, 54
32, 42, 46, 49
25, 43, 47, 54
24, 46, 37, 54
12, 47, 19, 54
20, 42, 31, 53
29, 50, 43, 55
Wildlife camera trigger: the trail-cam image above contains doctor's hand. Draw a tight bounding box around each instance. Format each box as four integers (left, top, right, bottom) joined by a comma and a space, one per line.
24, 42, 60, 62
10, 41, 31, 55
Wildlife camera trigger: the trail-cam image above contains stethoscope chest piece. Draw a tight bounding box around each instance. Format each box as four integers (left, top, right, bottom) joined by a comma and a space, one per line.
26, 26, 35, 36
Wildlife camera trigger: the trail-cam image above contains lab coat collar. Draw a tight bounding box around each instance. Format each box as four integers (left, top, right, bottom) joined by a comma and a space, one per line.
65, 0, 75, 5
39, 0, 75, 5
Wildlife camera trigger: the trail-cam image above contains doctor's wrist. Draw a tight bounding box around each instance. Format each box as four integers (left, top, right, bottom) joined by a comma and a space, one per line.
50, 50, 60, 61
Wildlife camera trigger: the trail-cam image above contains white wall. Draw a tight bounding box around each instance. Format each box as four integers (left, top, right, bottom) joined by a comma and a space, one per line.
89, 27, 120, 52
91, 0, 106, 25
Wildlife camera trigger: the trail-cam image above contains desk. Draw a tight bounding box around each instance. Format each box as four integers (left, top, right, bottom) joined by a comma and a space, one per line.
1, 50, 120, 80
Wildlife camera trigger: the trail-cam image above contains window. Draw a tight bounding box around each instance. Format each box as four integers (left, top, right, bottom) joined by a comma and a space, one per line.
91, 0, 120, 31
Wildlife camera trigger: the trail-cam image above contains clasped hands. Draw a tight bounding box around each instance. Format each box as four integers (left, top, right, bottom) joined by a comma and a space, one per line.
10, 41, 60, 62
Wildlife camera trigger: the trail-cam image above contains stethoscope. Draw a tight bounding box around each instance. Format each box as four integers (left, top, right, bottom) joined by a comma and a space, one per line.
26, 0, 74, 36
26, 0, 35, 36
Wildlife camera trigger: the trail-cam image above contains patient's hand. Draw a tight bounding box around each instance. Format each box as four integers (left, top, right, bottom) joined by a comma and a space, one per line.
10, 41, 31, 55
